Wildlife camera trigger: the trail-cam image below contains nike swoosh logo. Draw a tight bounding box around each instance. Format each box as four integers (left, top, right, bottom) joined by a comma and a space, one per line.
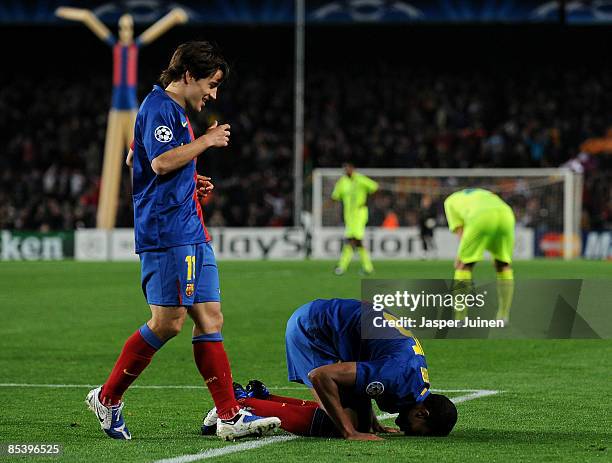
123, 369, 138, 377
182, 121, 188, 127
96, 404, 106, 422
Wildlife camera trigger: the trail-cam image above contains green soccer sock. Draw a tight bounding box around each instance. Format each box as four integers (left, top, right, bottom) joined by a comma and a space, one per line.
453, 269, 473, 320
357, 246, 374, 273
496, 269, 514, 322
337, 244, 354, 271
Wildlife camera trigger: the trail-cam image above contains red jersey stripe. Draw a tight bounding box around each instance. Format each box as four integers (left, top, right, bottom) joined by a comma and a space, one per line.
187, 116, 210, 242
112, 44, 121, 85
127, 45, 138, 86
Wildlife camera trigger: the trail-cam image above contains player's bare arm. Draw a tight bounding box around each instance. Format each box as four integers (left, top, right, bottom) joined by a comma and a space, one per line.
308, 362, 383, 441
151, 121, 230, 175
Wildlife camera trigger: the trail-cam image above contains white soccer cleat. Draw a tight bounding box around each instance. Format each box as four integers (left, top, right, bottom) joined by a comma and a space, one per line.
201, 407, 218, 435
216, 408, 281, 441
85, 386, 131, 440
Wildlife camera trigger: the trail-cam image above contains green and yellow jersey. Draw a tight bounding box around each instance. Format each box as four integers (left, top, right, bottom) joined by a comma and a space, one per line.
444, 188, 512, 232
444, 188, 515, 264
332, 173, 378, 214
331, 173, 378, 239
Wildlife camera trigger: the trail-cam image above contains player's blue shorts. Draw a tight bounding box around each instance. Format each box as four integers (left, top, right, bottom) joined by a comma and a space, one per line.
285, 302, 338, 387
140, 241, 220, 307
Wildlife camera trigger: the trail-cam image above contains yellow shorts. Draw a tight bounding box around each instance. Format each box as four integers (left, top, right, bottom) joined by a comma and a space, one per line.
457, 206, 515, 264
344, 207, 368, 240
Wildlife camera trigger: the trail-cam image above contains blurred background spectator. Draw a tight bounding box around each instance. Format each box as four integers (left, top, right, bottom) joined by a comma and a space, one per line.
0, 25, 610, 231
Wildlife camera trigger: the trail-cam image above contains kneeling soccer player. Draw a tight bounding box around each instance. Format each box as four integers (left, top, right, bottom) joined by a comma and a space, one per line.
444, 188, 515, 322
203, 379, 455, 439
203, 299, 458, 440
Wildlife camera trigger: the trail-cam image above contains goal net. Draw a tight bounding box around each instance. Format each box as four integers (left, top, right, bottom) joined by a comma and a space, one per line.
312, 168, 582, 260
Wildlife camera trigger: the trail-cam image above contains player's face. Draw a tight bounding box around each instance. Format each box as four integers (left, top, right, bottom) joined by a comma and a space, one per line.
186, 70, 223, 112
396, 404, 431, 436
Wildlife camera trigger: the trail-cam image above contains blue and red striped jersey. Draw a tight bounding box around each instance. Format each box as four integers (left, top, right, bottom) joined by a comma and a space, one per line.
132, 85, 210, 253
107, 38, 140, 110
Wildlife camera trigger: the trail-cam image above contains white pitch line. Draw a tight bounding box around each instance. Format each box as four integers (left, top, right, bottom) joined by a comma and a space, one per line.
0, 383, 486, 393
152, 436, 299, 463
150, 389, 500, 463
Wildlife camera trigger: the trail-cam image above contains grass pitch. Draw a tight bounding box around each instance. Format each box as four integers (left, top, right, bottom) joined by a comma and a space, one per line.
0, 260, 610, 462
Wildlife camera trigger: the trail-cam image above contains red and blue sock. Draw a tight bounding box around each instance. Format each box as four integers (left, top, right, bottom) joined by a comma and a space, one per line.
192, 333, 241, 420
100, 324, 164, 406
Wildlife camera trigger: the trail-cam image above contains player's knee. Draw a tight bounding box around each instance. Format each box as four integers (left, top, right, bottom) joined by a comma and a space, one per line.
205, 312, 224, 332
308, 367, 325, 386
192, 303, 224, 333
454, 261, 474, 271
495, 261, 511, 272
160, 324, 183, 340
149, 317, 185, 340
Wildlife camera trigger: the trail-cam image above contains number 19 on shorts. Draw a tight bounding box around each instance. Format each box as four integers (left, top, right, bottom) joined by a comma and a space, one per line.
185, 255, 196, 281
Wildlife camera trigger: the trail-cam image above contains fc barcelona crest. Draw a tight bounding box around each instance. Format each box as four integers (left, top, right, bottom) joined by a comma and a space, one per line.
185, 283, 194, 297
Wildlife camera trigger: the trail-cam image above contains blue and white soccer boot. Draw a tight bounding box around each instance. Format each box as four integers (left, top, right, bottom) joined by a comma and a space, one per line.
233, 382, 249, 400
245, 379, 270, 399
216, 409, 281, 441
85, 386, 131, 440
201, 407, 218, 435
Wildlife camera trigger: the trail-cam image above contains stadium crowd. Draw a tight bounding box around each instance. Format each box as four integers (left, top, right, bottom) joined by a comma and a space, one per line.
0, 64, 610, 231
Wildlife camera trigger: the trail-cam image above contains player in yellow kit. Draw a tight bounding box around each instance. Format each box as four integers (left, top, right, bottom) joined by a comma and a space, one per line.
444, 188, 515, 322
331, 163, 378, 275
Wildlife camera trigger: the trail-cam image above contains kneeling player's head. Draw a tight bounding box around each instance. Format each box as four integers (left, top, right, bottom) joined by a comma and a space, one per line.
396, 394, 457, 437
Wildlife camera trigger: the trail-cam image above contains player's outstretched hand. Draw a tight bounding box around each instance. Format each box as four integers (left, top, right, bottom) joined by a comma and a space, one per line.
346, 432, 384, 441
203, 120, 230, 148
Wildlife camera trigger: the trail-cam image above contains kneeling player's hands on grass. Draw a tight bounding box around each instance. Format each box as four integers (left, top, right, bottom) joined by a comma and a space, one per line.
373, 424, 400, 434
202, 120, 230, 148
371, 411, 400, 434
346, 431, 384, 441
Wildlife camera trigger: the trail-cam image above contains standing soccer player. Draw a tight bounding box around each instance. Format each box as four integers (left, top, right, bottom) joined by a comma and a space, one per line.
331, 163, 378, 275
444, 188, 515, 322
85, 41, 280, 440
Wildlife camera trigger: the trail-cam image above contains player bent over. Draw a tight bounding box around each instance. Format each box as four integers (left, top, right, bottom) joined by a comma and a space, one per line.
444, 188, 515, 322
332, 163, 378, 275
85, 41, 279, 440
204, 299, 458, 440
